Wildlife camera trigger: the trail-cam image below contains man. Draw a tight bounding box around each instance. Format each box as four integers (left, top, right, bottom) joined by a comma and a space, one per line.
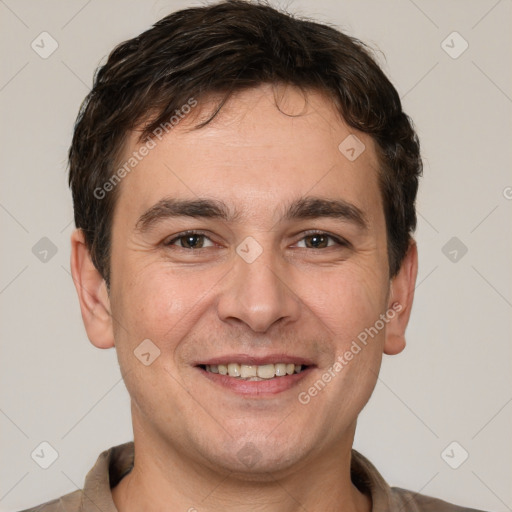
20, 1, 488, 511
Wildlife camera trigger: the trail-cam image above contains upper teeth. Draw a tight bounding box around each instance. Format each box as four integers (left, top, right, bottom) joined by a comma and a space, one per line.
205, 363, 303, 379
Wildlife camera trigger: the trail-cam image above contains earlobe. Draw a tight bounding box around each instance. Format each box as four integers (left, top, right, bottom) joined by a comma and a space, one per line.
383, 240, 418, 356
70, 229, 115, 349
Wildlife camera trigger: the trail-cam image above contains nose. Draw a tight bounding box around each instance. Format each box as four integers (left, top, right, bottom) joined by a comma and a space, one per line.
216, 247, 301, 333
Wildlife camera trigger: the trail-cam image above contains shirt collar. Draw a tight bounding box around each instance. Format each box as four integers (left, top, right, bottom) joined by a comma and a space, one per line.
80, 441, 397, 511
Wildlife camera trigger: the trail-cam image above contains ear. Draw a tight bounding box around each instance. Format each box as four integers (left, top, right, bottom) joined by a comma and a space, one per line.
70, 229, 115, 349
383, 240, 418, 355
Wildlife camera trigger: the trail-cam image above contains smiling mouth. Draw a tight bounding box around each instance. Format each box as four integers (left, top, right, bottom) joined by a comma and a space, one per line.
199, 363, 308, 380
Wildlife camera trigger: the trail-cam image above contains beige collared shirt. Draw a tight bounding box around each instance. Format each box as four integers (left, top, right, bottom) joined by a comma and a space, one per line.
18, 441, 487, 512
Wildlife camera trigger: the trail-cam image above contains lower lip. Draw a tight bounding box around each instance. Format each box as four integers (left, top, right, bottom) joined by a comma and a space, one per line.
197, 366, 313, 396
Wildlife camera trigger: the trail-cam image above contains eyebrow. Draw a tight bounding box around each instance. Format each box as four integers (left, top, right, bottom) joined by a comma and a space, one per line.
135, 196, 368, 233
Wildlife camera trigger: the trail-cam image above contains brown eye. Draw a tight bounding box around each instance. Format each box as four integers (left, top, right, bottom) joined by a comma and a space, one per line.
166, 232, 214, 249
296, 232, 345, 249
179, 234, 205, 248
304, 234, 329, 248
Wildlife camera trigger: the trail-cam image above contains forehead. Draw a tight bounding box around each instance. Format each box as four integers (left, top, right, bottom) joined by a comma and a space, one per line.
113, 84, 383, 227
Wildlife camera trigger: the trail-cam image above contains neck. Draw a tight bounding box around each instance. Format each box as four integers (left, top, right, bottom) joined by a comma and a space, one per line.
112, 418, 371, 512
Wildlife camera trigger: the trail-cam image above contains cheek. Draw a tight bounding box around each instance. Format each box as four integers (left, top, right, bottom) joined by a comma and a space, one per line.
299, 262, 389, 350
112, 262, 217, 351
109, 267, 200, 404
296, 264, 388, 409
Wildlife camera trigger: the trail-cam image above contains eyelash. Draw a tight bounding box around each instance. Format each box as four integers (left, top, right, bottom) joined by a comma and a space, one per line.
164, 230, 349, 249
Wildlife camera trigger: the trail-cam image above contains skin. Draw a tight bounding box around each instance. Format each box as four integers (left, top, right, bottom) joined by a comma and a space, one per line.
71, 83, 418, 512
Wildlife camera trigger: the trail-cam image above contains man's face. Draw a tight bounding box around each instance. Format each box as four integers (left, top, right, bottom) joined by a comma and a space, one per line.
107, 84, 394, 474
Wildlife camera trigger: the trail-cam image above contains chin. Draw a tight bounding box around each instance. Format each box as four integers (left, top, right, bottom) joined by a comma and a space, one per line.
199, 434, 311, 478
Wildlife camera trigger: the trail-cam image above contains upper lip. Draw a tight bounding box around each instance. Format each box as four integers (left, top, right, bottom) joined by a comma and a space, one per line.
194, 353, 315, 366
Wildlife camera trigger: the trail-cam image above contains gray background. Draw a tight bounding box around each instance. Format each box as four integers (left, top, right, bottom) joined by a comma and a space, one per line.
1, 0, 511, 511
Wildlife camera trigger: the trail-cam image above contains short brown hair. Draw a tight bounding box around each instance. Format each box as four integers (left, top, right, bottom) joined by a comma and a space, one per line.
68, 0, 422, 286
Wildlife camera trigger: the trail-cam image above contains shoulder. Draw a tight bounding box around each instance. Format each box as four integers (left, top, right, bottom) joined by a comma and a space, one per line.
15, 489, 83, 512
391, 487, 491, 512
14, 441, 133, 512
